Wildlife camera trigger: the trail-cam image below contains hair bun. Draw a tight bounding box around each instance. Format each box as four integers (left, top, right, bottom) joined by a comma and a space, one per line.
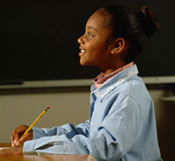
138, 5, 160, 37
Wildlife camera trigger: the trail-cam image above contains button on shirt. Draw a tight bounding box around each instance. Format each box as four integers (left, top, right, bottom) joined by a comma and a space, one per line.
23, 65, 162, 161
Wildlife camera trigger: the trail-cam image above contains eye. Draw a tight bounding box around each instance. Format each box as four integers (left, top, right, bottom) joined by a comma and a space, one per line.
87, 32, 94, 38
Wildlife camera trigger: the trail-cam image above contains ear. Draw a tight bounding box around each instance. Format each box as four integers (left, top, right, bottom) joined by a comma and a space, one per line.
111, 38, 126, 55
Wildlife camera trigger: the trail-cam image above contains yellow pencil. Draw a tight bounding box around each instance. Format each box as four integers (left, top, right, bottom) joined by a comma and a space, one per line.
20, 105, 51, 140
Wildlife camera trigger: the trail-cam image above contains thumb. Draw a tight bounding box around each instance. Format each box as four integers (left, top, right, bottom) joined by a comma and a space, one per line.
18, 131, 32, 145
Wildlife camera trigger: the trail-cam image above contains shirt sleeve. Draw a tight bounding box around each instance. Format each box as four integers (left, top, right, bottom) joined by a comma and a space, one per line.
23, 94, 143, 160
32, 120, 90, 139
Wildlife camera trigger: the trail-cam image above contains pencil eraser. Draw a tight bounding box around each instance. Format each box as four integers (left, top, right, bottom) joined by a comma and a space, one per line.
46, 105, 51, 109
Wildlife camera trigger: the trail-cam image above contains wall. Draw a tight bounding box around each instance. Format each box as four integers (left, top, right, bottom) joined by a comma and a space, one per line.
0, 81, 174, 161
0, 87, 90, 142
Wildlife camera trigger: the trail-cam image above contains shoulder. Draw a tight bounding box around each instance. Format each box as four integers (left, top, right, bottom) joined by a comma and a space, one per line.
113, 75, 153, 116
118, 75, 151, 100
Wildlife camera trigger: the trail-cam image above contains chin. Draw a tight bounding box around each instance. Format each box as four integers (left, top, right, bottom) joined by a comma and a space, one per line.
79, 59, 88, 66
79, 58, 95, 66
80, 61, 87, 66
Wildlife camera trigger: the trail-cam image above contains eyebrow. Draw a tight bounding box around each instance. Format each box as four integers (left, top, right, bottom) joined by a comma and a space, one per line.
87, 26, 97, 31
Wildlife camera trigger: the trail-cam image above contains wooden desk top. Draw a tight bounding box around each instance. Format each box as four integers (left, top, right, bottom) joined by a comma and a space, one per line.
0, 143, 11, 147
0, 143, 96, 161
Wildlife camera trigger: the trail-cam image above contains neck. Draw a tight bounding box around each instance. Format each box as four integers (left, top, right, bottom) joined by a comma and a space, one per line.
100, 61, 126, 76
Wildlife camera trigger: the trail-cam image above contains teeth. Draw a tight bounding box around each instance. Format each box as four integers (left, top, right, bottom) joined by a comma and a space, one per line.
81, 49, 87, 53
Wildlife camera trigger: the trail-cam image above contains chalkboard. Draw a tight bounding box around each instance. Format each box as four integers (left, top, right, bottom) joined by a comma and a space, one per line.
0, 0, 174, 83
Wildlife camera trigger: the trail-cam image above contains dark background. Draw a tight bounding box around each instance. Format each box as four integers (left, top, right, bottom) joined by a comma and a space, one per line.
0, 0, 174, 83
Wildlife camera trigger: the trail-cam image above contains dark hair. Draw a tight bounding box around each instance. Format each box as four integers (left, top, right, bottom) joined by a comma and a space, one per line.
98, 5, 160, 62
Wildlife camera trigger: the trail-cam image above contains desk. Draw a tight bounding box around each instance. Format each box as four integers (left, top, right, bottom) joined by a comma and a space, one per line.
0, 143, 96, 161
160, 96, 175, 102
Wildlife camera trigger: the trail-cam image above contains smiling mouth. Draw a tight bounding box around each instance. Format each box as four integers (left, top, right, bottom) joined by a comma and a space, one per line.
81, 49, 87, 53
79, 49, 87, 56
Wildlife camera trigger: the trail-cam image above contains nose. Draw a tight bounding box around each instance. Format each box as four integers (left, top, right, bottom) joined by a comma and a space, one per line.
77, 35, 84, 44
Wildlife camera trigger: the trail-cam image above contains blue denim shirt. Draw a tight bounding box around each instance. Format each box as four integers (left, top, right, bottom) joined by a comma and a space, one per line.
23, 65, 162, 161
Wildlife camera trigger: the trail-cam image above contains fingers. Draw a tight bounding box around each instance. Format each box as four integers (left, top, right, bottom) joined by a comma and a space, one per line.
10, 125, 29, 147
11, 129, 20, 147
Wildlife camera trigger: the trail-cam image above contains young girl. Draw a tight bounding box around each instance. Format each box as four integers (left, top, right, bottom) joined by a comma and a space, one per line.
1, 4, 162, 161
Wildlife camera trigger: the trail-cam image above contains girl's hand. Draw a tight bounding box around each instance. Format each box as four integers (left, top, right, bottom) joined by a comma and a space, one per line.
11, 125, 33, 147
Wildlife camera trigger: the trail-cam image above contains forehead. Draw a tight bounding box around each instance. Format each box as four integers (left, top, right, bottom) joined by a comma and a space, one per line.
86, 11, 111, 30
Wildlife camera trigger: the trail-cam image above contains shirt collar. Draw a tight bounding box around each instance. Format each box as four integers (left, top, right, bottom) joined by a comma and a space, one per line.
94, 62, 134, 88
91, 64, 139, 101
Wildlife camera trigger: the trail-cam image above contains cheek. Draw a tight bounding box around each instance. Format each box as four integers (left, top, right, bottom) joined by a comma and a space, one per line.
89, 42, 109, 59
86, 45, 101, 62
87, 40, 106, 56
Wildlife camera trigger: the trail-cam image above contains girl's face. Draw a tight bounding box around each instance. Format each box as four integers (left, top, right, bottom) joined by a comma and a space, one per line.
78, 11, 114, 71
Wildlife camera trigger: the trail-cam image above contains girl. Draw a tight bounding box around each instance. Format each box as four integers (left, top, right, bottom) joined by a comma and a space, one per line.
1, 4, 162, 161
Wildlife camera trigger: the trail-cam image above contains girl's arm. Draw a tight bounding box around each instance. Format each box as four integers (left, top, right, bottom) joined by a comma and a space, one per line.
32, 120, 90, 139
23, 95, 144, 160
